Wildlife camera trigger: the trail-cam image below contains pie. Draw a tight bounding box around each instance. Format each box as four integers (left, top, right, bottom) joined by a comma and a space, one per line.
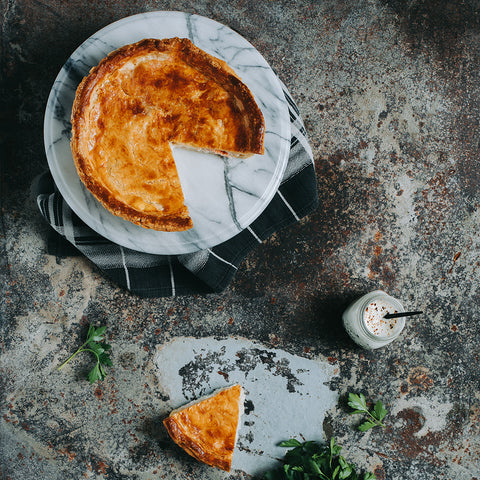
70, 37, 265, 231
163, 384, 244, 471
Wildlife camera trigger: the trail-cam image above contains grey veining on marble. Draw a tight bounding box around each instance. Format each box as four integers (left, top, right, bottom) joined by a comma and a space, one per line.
43, 11, 291, 255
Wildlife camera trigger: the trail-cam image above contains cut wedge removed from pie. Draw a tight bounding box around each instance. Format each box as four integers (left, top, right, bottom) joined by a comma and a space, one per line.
70, 37, 265, 231
163, 384, 244, 471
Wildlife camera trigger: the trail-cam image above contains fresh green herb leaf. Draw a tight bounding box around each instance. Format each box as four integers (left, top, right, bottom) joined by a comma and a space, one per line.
358, 420, 376, 432
58, 325, 112, 383
373, 400, 388, 422
264, 437, 375, 480
348, 393, 387, 430
280, 439, 303, 448
99, 352, 113, 367
88, 364, 102, 384
333, 465, 340, 479
308, 458, 322, 475
88, 325, 106, 342
347, 393, 368, 412
290, 465, 304, 472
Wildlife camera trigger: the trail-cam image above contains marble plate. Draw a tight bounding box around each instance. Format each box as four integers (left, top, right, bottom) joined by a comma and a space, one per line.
44, 11, 290, 254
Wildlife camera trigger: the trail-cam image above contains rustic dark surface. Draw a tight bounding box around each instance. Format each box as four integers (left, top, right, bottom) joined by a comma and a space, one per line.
1, 1, 480, 479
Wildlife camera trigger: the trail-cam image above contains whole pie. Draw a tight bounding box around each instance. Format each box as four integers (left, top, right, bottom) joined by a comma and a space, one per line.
70, 37, 265, 231
163, 384, 244, 471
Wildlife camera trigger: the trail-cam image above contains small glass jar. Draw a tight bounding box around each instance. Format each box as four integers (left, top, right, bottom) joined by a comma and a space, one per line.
342, 290, 405, 350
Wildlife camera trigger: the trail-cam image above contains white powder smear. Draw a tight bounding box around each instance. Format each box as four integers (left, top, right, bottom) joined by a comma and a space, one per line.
154, 336, 338, 476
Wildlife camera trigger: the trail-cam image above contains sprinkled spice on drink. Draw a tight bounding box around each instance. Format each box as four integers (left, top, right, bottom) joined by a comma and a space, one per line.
364, 300, 399, 337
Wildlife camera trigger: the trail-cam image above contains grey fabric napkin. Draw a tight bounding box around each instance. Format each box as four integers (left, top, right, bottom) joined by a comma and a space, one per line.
36, 82, 318, 297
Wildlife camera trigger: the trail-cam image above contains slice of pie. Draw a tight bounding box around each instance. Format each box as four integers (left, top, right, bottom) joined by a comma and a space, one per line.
163, 384, 244, 471
70, 37, 265, 231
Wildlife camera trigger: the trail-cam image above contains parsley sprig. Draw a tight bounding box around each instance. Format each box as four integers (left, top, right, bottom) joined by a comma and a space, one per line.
347, 393, 387, 431
264, 437, 375, 480
58, 325, 113, 383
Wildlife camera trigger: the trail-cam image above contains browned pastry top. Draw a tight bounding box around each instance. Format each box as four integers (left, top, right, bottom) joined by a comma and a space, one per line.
70, 37, 265, 231
163, 384, 243, 471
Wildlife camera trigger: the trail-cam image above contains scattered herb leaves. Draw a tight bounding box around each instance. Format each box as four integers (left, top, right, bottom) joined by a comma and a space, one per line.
58, 325, 112, 383
348, 393, 387, 431
264, 437, 376, 480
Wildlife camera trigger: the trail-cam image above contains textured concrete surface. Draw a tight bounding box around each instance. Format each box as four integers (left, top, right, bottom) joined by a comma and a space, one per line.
1, 1, 480, 479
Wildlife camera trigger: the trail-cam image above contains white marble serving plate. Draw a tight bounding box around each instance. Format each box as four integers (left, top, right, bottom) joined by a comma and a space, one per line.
44, 11, 290, 255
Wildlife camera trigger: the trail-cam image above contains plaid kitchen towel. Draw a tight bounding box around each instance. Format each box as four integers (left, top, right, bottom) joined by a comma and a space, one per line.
36, 83, 318, 297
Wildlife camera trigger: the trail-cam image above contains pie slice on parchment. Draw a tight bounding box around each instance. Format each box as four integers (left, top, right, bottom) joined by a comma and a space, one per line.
70, 37, 265, 232
163, 384, 244, 471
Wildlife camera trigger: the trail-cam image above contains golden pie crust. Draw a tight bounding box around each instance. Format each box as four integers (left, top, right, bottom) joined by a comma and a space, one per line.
70, 37, 265, 231
163, 384, 243, 471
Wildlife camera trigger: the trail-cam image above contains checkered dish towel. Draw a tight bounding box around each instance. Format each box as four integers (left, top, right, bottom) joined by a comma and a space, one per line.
36, 83, 318, 297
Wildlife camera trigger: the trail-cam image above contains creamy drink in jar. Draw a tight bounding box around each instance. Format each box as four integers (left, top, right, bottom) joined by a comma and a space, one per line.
342, 290, 405, 349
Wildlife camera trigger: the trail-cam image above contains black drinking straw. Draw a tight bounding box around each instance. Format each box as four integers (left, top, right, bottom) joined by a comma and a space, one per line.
383, 311, 423, 319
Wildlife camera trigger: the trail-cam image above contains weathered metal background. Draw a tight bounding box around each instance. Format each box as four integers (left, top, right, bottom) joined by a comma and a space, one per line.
1, 1, 479, 479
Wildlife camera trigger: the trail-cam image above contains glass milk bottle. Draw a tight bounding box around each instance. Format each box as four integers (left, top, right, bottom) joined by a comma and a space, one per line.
342, 290, 405, 350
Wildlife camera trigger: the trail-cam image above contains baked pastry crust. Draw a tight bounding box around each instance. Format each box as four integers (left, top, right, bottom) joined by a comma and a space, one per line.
70, 37, 265, 231
163, 384, 243, 471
